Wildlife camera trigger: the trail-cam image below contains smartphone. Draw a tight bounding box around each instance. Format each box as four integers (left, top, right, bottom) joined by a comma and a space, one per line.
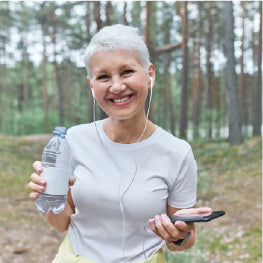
168, 211, 225, 223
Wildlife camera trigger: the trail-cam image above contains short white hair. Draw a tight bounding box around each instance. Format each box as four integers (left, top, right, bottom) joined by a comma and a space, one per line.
84, 24, 151, 76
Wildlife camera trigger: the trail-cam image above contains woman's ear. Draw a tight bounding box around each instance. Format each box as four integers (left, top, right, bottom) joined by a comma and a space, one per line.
148, 64, 155, 89
87, 76, 92, 87
87, 76, 94, 96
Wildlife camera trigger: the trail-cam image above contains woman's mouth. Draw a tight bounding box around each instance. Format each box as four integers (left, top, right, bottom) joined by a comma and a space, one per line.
111, 95, 133, 105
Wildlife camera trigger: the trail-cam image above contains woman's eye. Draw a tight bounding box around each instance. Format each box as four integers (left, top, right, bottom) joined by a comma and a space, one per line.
97, 75, 109, 80
123, 69, 134, 75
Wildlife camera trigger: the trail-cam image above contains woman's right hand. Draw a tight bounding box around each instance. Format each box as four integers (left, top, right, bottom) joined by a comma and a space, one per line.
28, 161, 46, 200
28, 161, 75, 200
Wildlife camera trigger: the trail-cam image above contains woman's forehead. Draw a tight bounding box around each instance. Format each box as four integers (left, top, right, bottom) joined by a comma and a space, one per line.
90, 49, 143, 71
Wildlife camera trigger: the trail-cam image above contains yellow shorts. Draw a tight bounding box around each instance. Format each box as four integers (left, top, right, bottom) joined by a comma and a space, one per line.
52, 234, 167, 263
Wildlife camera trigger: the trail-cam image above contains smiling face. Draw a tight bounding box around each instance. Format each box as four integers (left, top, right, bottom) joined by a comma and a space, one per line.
88, 49, 155, 122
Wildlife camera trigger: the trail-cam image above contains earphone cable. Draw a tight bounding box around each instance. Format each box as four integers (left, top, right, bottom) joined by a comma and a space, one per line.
92, 83, 153, 262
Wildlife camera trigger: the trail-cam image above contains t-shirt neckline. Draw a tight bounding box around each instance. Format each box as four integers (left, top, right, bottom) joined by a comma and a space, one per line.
97, 119, 160, 151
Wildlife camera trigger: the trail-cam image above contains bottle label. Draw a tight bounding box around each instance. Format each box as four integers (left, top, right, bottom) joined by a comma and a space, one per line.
41, 167, 71, 195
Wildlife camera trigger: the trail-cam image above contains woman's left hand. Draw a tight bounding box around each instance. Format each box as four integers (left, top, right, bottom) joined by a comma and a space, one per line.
148, 207, 212, 247
148, 214, 193, 244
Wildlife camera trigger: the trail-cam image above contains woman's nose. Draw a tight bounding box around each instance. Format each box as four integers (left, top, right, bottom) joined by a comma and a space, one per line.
109, 76, 125, 94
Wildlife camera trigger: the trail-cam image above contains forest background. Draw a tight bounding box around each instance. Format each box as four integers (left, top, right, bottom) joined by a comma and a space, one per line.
0, 1, 262, 263
0, 1, 262, 145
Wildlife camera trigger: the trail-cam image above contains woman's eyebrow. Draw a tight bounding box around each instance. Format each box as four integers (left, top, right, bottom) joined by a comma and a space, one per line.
122, 63, 136, 67
92, 69, 107, 76
92, 63, 138, 77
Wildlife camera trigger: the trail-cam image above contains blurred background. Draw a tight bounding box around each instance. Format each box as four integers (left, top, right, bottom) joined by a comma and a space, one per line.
0, 1, 261, 144
0, 1, 262, 263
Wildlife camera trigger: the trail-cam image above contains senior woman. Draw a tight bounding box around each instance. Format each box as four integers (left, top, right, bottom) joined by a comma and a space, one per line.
28, 24, 212, 263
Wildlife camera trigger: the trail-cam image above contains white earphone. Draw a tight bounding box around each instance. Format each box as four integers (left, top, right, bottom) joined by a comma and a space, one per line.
91, 89, 95, 98
150, 77, 153, 89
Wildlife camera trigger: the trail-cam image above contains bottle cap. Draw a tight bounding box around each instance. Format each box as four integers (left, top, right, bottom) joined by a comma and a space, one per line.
53, 126, 67, 135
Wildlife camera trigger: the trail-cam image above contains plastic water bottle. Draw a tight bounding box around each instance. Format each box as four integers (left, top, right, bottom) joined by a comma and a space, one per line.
35, 126, 72, 214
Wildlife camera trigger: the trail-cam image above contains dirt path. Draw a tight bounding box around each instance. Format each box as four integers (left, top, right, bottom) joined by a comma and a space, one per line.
0, 198, 65, 263
20, 134, 52, 144
0, 134, 63, 263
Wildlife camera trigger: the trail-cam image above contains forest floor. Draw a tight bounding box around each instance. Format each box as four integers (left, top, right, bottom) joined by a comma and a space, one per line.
0, 134, 261, 263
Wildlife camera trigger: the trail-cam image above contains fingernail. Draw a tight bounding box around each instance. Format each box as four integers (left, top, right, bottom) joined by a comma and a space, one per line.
155, 215, 162, 223
148, 219, 155, 227
175, 221, 184, 228
39, 186, 45, 191
40, 179, 46, 185
161, 214, 168, 221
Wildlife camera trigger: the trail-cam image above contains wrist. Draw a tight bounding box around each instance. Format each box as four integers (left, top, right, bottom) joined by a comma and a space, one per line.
168, 231, 192, 246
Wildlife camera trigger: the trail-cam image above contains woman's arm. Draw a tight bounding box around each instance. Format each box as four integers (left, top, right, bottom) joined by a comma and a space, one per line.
165, 205, 195, 251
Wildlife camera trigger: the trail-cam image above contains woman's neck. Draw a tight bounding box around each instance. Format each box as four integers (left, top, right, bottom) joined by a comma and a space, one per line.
103, 116, 156, 144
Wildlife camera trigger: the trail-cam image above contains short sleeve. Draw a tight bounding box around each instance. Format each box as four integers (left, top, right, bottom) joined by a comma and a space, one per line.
167, 148, 197, 208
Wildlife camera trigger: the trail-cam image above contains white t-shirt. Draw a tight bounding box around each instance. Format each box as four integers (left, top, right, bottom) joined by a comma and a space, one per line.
66, 120, 197, 263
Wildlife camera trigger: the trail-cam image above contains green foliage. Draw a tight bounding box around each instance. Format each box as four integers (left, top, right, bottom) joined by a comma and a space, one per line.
197, 171, 211, 192
242, 228, 262, 260
164, 137, 262, 262
0, 135, 43, 197
0, 1, 261, 143
15, 109, 59, 135
193, 137, 261, 178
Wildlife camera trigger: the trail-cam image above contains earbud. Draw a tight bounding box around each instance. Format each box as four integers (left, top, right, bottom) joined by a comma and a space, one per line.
91, 89, 95, 98
149, 77, 153, 89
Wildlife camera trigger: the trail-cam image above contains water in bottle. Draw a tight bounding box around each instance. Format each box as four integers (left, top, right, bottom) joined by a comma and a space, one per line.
35, 126, 72, 214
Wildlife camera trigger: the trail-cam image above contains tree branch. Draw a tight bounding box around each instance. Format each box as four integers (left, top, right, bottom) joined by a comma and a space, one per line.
155, 41, 183, 55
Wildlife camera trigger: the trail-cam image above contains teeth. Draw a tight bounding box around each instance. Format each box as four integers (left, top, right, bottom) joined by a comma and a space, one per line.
113, 96, 130, 103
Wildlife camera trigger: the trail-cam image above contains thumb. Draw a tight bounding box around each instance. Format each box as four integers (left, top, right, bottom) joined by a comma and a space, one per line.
69, 176, 76, 186
174, 221, 189, 231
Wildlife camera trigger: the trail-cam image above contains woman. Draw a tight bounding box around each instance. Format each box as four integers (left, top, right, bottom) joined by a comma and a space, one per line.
28, 24, 212, 263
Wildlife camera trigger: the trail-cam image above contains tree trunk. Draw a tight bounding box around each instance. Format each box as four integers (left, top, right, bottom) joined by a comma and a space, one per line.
51, 9, 64, 126
93, 1, 101, 31
22, 33, 29, 107
93, 1, 107, 120
145, 2, 150, 50
253, 1, 262, 136
40, 2, 49, 132
86, 2, 93, 123
224, 1, 242, 145
123, 2, 128, 25
66, 61, 72, 123
163, 30, 175, 135
205, 1, 213, 138
145, 1, 154, 122
191, 39, 198, 139
42, 21, 48, 132
179, 1, 188, 139
105, 1, 114, 26
239, 1, 246, 133
193, 2, 202, 139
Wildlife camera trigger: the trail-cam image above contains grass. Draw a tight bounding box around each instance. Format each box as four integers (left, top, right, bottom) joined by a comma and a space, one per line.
164, 136, 262, 263
0, 134, 261, 262
0, 134, 44, 197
